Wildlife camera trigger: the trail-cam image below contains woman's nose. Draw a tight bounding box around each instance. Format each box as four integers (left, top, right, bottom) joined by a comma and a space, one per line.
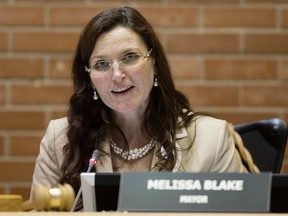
111, 63, 126, 81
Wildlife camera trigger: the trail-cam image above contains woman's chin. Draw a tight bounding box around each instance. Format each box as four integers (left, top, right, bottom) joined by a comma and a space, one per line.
112, 102, 146, 114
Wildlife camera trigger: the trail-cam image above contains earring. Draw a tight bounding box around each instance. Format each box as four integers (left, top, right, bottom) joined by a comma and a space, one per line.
85, 66, 91, 73
153, 76, 159, 87
93, 88, 98, 100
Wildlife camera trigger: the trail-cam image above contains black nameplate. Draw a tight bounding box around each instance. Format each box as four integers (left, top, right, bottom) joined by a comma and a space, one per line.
118, 172, 271, 212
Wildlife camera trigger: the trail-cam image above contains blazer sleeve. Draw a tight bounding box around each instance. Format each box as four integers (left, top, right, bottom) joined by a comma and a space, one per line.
29, 118, 67, 201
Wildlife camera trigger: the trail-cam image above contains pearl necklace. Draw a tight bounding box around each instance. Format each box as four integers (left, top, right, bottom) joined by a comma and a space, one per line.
110, 139, 156, 161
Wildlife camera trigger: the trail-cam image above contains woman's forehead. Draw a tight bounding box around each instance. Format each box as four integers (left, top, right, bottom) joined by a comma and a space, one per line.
92, 27, 147, 55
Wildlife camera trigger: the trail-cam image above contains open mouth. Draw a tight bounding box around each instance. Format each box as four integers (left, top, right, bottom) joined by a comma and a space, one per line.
111, 86, 134, 94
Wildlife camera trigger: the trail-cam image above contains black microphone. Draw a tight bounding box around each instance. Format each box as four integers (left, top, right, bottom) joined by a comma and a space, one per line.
70, 150, 100, 212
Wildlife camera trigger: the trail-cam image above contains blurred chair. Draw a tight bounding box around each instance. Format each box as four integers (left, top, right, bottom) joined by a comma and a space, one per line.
234, 118, 288, 173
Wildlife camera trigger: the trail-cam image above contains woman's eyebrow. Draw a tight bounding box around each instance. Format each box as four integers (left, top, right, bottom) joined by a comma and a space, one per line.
90, 47, 143, 60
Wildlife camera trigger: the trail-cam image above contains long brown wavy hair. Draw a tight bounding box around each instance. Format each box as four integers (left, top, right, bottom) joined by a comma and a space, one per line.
59, 6, 197, 194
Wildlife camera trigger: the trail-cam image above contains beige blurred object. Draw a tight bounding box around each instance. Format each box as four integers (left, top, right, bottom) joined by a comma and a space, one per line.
22, 200, 33, 211
0, 195, 23, 211
32, 184, 75, 211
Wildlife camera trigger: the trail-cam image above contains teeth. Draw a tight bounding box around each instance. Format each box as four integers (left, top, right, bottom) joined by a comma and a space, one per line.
113, 86, 131, 93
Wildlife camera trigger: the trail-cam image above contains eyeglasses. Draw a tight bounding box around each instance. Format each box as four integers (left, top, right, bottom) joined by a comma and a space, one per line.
85, 49, 152, 76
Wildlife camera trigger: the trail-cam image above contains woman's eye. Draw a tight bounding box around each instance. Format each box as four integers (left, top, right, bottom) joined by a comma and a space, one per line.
121, 53, 140, 64
94, 60, 111, 71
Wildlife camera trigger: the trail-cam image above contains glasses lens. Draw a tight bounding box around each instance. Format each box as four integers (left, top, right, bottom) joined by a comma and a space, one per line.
94, 60, 111, 71
121, 53, 141, 66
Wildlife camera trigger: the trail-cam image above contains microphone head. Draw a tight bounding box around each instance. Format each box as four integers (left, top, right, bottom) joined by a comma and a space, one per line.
92, 150, 100, 160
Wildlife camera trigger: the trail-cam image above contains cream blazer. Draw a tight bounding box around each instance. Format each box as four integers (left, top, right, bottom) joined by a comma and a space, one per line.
30, 116, 246, 198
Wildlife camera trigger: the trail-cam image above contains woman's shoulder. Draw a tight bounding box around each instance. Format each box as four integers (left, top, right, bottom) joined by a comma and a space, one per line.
183, 115, 229, 145
187, 115, 228, 131
49, 116, 68, 126
178, 115, 247, 173
177, 113, 228, 140
180, 110, 227, 128
45, 117, 68, 140
195, 115, 227, 127
177, 114, 229, 146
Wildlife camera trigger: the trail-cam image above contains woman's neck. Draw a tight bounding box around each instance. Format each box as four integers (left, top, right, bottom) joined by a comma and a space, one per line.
111, 111, 149, 148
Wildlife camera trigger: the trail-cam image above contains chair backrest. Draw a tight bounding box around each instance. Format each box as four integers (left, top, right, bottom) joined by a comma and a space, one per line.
234, 118, 288, 173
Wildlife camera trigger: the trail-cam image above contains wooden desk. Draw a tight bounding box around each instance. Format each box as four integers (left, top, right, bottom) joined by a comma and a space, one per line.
0, 213, 285, 216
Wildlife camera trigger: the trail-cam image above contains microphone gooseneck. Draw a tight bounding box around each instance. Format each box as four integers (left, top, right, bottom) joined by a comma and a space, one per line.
70, 150, 100, 212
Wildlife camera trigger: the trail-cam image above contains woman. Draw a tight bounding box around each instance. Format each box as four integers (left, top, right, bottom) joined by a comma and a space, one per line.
30, 6, 247, 210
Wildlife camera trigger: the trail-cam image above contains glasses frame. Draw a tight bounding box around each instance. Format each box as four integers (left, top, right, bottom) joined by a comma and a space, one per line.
85, 49, 153, 74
